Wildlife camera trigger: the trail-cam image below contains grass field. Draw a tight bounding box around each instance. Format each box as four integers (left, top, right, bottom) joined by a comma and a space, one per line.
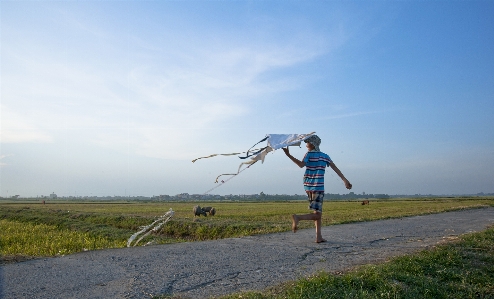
1, 197, 493, 262
2, 197, 493, 298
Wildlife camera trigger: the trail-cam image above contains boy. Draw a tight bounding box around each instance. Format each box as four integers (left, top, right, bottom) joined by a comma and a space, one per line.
282, 135, 352, 243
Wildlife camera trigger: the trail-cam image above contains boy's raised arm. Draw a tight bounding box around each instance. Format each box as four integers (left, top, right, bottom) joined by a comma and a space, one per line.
282, 147, 305, 168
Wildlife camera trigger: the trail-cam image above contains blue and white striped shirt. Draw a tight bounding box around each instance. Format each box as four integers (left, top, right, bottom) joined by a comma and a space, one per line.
302, 151, 332, 192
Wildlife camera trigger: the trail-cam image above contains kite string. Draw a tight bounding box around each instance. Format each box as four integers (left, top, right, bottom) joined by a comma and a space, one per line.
202, 163, 254, 195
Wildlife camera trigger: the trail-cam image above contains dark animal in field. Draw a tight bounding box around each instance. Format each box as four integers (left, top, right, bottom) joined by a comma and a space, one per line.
361, 200, 370, 205
202, 206, 216, 216
193, 205, 207, 217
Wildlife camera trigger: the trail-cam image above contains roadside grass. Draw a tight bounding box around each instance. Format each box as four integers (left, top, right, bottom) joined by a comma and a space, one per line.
1, 197, 493, 262
218, 226, 494, 299
0, 219, 125, 257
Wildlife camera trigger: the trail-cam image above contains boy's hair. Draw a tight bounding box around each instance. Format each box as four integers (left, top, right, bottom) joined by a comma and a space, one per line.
304, 135, 321, 151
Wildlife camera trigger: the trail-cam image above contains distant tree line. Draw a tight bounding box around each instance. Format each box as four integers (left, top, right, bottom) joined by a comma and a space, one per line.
5, 192, 494, 201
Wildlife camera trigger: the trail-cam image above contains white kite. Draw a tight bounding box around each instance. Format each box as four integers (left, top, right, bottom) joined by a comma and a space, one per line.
193, 132, 316, 188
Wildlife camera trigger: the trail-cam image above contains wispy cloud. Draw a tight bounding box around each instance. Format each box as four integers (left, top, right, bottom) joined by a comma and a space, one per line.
0, 154, 13, 167
2, 14, 335, 160
0, 105, 53, 143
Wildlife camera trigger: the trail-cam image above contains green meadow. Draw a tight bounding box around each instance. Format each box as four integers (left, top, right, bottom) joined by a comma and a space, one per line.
1, 197, 492, 262
2, 197, 493, 298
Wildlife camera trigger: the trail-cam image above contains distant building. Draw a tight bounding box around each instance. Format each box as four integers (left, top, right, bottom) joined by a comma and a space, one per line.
50, 192, 57, 199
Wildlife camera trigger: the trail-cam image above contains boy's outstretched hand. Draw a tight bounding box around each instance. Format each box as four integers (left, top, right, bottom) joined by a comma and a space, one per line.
344, 180, 352, 190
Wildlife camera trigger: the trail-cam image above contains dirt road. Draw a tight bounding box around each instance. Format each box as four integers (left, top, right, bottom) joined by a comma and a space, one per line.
1, 207, 493, 299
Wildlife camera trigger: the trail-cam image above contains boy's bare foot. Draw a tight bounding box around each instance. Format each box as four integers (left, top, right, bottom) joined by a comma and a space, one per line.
291, 214, 298, 233
315, 238, 327, 243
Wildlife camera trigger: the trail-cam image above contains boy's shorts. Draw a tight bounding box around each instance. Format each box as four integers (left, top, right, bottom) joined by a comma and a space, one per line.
307, 191, 324, 213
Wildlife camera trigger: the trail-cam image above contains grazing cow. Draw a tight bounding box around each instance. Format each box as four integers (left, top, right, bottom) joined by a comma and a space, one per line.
202, 207, 216, 216
193, 205, 207, 217
361, 200, 370, 205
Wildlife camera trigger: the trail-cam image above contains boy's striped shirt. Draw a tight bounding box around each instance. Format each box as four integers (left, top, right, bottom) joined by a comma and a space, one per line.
302, 151, 332, 192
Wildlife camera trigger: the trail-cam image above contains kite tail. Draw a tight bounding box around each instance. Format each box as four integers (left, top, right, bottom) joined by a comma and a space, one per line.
214, 160, 257, 183
238, 136, 269, 159
238, 146, 268, 159
192, 152, 242, 163
194, 132, 315, 195
192, 148, 266, 163
202, 161, 257, 195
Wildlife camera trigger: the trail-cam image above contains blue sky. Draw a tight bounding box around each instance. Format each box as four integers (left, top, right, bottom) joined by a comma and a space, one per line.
1, 1, 493, 197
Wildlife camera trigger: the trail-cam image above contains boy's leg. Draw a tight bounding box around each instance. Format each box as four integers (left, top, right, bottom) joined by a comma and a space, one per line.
295, 211, 320, 221
292, 211, 326, 242
291, 214, 298, 232
292, 211, 319, 232
292, 191, 325, 236
314, 212, 326, 243
292, 191, 326, 242
292, 214, 298, 233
